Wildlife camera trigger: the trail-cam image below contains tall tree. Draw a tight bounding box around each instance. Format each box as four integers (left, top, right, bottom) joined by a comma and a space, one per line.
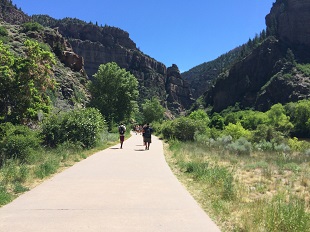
88, 62, 139, 124
141, 97, 165, 123
0, 40, 56, 123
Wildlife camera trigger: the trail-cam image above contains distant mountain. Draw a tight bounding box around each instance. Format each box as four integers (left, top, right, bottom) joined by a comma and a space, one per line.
182, 47, 243, 99
192, 0, 310, 112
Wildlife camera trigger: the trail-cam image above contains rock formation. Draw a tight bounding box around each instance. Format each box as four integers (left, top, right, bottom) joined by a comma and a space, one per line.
0, 0, 30, 24
166, 64, 194, 113
32, 16, 193, 112
204, 0, 310, 112
266, 0, 310, 48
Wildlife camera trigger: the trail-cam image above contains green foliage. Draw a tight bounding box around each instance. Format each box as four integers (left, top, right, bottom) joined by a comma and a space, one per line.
41, 108, 106, 148
141, 97, 165, 123
226, 137, 252, 156
286, 100, 310, 137
161, 117, 200, 141
267, 103, 293, 136
35, 157, 59, 179
263, 194, 309, 232
224, 122, 251, 140
240, 111, 268, 130
296, 63, 310, 77
0, 40, 56, 123
0, 27, 8, 37
88, 62, 139, 124
210, 113, 225, 130
0, 184, 12, 206
0, 123, 41, 165
287, 137, 310, 152
21, 22, 44, 33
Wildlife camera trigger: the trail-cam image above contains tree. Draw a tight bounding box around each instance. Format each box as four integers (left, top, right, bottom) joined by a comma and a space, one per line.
267, 103, 293, 136
287, 100, 310, 137
141, 97, 165, 123
88, 62, 139, 124
0, 40, 56, 123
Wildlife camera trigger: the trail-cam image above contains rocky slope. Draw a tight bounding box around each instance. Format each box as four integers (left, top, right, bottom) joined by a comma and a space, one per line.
32, 15, 193, 113
0, 0, 89, 111
0, 0, 30, 24
204, 0, 310, 112
266, 0, 310, 49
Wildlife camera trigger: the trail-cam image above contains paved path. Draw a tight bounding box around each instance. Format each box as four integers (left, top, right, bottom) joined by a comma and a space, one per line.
0, 132, 221, 232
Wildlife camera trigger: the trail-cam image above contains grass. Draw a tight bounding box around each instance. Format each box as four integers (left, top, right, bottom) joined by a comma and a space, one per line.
164, 140, 310, 231
0, 132, 119, 207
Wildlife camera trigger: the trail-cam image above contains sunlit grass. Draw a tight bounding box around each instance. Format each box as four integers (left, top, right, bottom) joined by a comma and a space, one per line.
164, 140, 310, 231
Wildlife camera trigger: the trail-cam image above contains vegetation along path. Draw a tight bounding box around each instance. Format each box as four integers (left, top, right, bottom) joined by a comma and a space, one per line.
0, 132, 220, 232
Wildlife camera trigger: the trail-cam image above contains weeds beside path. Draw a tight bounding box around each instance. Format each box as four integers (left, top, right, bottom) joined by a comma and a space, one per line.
163, 140, 310, 232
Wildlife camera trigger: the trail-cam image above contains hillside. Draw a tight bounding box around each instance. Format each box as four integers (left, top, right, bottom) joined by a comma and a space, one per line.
182, 46, 243, 99
202, 0, 310, 112
1, 0, 194, 116
32, 15, 194, 113
0, 0, 89, 114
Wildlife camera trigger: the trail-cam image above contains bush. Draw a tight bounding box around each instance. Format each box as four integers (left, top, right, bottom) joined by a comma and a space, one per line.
224, 122, 251, 140
42, 108, 106, 148
21, 22, 44, 33
161, 117, 203, 141
0, 26, 8, 37
254, 140, 274, 152
227, 137, 252, 156
0, 123, 41, 164
172, 117, 199, 141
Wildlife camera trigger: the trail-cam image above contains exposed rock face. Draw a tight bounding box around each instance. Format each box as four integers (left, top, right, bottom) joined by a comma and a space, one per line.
266, 0, 310, 48
32, 16, 193, 111
204, 38, 286, 112
204, 0, 310, 112
0, 0, 30, 24
26, 28, 85, 74
166, 64, 194, 112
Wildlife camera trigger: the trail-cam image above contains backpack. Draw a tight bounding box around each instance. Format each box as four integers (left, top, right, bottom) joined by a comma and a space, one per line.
119, 125, 125, 135
144, 127, 151, 138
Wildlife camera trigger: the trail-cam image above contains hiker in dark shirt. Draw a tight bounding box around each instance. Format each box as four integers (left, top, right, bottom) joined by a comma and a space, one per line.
143, 123, 152, 150
118, 123, 126, 149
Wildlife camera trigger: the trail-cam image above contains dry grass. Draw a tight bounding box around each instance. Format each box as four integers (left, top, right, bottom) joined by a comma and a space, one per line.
164, 141, 310, 231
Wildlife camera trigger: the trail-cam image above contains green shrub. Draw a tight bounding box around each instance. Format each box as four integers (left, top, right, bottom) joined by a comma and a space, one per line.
0, 123, 41, 164
21, 22, 44, 33
42, 108, 106, 148
254, 140, 274, 152
0, 26, 8, 37
227, 137, 252, 156
173, 117, 197, 141
161, 120, 175, 139
224, 122, 252, 140
297, 63, 310, 77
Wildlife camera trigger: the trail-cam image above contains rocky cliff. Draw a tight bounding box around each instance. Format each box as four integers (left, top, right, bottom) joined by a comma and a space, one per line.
33, 15, 193, 111
0, 0, 30, 24
266, 0, 310, 48
204, 0, 310, 112
0, 2, 89, 111
166, 64, 194, 113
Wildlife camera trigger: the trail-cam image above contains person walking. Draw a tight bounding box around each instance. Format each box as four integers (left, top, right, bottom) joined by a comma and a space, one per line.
118, 123, 126, 149
143, 123, 152, 150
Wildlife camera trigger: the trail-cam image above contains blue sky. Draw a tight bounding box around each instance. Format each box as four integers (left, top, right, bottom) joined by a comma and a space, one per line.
13, 0, 275, 72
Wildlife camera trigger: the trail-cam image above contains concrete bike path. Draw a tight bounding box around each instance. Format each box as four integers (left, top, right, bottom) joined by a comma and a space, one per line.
0, 132, 221, 232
